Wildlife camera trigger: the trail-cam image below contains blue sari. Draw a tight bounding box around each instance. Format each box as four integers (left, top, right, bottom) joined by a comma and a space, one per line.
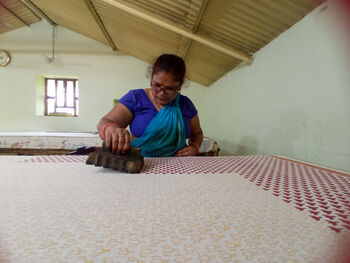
130, 94, 186, 157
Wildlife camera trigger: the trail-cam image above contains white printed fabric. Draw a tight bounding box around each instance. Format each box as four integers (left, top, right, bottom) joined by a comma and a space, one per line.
21, 155, 350, 233
0, 155, 349, 262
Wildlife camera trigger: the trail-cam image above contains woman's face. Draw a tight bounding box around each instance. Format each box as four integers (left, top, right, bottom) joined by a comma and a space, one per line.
151, 71, 181, 106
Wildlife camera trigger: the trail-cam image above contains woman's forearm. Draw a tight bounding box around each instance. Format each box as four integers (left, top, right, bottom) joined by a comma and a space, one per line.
189, 132, 203, 148
97, 103, 133, 140
97, 118, 121, 140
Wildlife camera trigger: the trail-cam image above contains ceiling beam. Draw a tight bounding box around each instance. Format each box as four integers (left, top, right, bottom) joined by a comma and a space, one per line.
182, 0, 209, 59
16, 0, 41, 20
100, 0, 253, 63
83, 0, 118, 51
18, 0, 56, 26
0, 2, 30, 27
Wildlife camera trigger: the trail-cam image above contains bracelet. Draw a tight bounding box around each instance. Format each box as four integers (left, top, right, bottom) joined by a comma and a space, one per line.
102, 122, 117, 140
190, 142, 200, 155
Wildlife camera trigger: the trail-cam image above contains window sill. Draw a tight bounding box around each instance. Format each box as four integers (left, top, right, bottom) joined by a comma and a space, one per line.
46, 113, 77, 117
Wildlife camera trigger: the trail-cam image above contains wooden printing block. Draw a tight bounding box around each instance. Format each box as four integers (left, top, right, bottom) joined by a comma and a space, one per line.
86, 143, 144, 173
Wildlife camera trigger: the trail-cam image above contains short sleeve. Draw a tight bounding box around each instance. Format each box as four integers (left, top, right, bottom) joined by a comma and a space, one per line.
180, 95, 198, 119
118, 90, 136, 113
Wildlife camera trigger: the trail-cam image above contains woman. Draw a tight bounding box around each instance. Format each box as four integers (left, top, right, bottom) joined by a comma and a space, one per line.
97, 54, 203, 157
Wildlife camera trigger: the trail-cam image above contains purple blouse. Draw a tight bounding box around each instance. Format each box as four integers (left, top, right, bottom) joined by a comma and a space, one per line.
119, 89, 198, 138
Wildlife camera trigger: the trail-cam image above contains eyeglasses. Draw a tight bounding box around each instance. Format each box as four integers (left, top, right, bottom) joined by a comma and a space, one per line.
151, 81, 179, 95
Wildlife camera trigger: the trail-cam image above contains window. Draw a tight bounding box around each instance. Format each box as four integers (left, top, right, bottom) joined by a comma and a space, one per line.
45, 78, 79, 117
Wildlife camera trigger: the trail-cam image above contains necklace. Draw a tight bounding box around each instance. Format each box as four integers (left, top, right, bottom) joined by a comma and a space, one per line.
151, 90, 162, 111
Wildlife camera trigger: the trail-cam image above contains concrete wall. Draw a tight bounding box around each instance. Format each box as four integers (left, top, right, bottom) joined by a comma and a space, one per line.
206, 4, 350, 171
0, 21, 207, 132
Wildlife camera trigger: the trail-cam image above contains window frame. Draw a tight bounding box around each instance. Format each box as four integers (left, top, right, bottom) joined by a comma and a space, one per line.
45, 78, 79, 117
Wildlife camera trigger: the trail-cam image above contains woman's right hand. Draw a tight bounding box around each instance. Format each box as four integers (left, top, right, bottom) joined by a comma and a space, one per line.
104, 125, 131, 154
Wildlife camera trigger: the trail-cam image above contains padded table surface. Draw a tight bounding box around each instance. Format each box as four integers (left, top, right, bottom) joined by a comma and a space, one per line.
0, 155, 349, 262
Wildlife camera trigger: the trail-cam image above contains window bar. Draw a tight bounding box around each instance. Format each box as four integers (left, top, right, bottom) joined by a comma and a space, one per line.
73, 80, 76, 116
76, 82, 79, 117
45, 78, 48, 115
55, 79, 58, 113
63, 80, 68, 107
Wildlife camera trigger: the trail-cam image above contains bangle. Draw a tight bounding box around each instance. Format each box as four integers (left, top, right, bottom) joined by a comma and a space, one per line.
102, 122, 117, 140
190, 142, 200, 155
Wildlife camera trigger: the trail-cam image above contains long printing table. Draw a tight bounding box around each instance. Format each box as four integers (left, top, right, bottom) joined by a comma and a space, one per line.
0, 155, 349, 262
0, 132, 219, 156
0, 132, 103, 155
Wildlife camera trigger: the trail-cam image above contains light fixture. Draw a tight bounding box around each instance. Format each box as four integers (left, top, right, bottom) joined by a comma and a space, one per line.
41, 24, 56, 64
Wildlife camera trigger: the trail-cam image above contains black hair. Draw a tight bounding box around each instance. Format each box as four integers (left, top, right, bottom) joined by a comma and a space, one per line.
151, 54, 186, 84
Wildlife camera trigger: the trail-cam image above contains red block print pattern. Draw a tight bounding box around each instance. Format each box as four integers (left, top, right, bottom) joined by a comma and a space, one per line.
21, 155, 350, 232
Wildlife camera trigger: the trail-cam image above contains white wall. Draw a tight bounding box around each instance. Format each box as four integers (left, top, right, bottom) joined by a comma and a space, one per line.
0, 21, 207, 132
206, 4, 350, 171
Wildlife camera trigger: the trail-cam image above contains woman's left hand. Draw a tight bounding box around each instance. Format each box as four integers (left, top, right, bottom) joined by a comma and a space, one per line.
175, 145, 198, 157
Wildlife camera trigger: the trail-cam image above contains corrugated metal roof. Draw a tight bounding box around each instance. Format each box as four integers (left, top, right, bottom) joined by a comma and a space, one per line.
0, 0, 40, 34
0, 0, 324, 86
